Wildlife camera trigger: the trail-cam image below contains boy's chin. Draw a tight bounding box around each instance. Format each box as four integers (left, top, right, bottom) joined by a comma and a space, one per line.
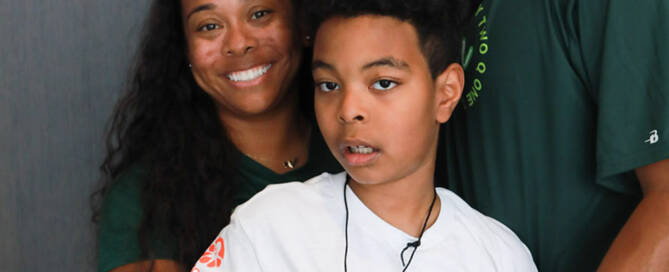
345, 169, 388, 186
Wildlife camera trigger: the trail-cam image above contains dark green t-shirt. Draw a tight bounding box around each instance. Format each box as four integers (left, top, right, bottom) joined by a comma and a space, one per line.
97, 129, 342, 272
442, 1, 669, 271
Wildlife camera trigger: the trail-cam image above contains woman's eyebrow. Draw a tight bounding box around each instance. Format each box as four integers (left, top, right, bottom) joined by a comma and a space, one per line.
186, 3, 216, 20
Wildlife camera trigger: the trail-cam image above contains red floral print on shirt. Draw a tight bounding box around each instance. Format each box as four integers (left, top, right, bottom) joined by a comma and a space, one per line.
191, 268, 200, 272
198, 237, 225, 268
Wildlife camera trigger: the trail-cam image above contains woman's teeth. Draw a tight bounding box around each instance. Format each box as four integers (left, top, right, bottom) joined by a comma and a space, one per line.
227, 64, 271, 82
348, 145, 374, 154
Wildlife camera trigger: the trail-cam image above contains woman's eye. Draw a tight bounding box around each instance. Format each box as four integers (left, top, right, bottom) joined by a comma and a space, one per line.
251, 10, 272, 19
198, 23, 219, 32
317, 82, 340, 92
372, 79, 397, 91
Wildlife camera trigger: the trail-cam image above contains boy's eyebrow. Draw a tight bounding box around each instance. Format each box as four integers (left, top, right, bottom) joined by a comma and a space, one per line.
186, 3, 216, 20
312, 60, 335, 71
361, 57, 409, 71
312, 57, 409, 72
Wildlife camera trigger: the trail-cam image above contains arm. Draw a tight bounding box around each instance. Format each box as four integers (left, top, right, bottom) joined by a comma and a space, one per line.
98, 169, 182, 272
598, 159, 669, 271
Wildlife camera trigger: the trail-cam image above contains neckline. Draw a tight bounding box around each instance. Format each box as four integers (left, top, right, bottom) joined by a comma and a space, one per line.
342, 176, 449, 250
238, 124, 328, 179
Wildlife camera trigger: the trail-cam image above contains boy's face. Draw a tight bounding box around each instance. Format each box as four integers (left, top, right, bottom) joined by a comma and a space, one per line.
312, 15, 461, 185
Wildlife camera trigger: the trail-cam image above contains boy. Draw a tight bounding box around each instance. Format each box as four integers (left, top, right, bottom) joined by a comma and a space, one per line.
193, 0, 536, 271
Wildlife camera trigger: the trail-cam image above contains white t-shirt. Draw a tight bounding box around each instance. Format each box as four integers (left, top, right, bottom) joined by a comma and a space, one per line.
192, 172, 536, 272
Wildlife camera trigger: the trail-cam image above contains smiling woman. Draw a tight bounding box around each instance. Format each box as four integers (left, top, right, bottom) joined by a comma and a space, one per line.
182, 0, 302, 118
92, 0, 341, 271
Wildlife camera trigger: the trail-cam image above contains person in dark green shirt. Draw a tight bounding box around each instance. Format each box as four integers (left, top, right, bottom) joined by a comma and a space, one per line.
93, 0, 341, 271
441, 1, 669, 271
97, 129, 340, 272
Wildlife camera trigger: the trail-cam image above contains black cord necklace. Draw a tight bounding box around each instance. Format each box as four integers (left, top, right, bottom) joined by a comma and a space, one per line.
343, 176, 437, 272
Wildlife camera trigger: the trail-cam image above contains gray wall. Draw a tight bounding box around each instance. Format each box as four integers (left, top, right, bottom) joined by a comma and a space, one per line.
1, 1, 150, 270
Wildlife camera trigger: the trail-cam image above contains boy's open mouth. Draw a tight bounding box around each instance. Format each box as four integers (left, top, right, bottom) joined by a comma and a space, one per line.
347, 145, 374, 154
342, 143, 380, 166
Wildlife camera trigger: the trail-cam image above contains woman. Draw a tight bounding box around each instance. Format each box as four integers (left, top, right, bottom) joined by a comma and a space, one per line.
93, 0, 340, 271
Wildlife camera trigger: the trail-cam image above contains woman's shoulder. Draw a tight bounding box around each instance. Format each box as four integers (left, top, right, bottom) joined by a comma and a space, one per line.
97, 165, 150, 272
101, 165, 148, 212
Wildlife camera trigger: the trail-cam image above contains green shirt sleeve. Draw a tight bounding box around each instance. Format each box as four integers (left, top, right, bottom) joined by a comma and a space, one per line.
577, 0, 669, 193
97, 166, 174, 272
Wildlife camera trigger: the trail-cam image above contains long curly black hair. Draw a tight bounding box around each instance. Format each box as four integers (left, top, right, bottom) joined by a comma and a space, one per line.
92, 0, 312, 269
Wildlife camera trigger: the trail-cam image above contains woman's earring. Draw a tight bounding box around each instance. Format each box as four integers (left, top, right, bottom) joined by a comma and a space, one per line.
188, 63, 192, 68
304, 35, 312, 47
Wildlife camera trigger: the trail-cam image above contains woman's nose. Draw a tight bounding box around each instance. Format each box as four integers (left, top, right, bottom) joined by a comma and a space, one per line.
223, 24, 258, 56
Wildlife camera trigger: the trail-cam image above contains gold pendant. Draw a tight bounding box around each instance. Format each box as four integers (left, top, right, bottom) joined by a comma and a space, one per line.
283, 159, 296, 169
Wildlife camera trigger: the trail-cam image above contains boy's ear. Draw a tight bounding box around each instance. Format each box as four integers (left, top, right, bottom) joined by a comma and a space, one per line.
434, 63, 464, 123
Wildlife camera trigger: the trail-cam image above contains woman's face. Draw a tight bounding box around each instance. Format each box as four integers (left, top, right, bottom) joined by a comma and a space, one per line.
181, 0, 301, 117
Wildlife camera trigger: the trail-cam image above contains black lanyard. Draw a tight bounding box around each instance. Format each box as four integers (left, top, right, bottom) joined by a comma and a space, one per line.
343, 176, 437, 271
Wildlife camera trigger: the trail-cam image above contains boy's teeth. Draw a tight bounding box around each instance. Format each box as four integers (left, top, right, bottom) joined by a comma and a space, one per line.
349, 145, 373, 154
227, 64, 271, 82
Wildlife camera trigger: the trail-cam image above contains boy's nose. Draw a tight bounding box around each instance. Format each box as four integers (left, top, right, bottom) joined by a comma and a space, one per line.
337, 90, 367, 124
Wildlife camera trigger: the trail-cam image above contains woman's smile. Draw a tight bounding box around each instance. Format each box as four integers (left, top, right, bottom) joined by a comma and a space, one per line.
226, 64, 272, 83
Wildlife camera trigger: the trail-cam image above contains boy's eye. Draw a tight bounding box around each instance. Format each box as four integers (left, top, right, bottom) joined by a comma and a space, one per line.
372, 79, 397, 91
251, 10, 272, 19
198, 23, 220, 32
317, 82, 340, 92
